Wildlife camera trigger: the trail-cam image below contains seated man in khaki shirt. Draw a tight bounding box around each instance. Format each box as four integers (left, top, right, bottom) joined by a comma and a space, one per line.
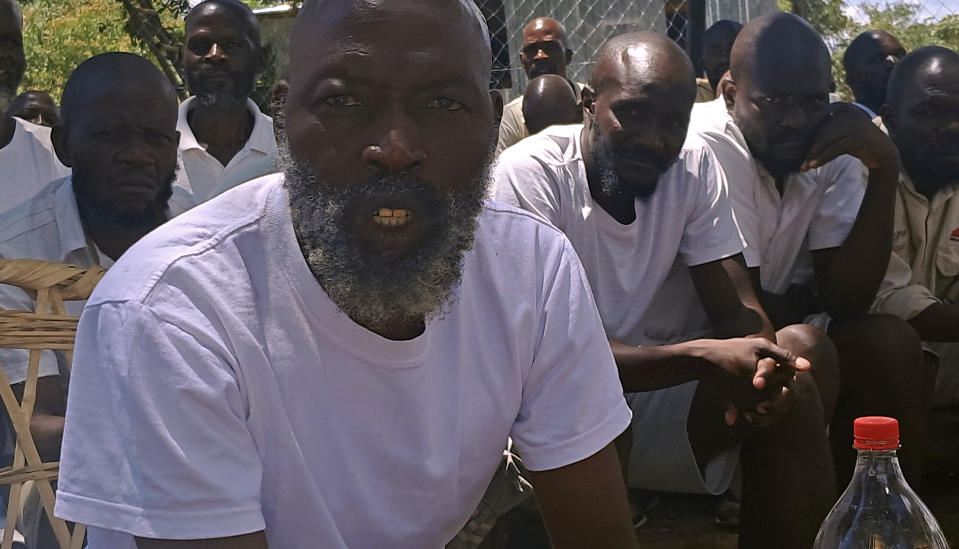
874, 46, 959, 407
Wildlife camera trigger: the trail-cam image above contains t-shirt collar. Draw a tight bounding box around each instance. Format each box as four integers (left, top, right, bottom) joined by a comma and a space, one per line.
177, 96, 273, 155
52, 176, 92, 263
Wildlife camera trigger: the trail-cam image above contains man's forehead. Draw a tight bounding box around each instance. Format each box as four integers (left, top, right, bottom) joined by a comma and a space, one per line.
909, 60, 959, 98
187, 4, 248, 33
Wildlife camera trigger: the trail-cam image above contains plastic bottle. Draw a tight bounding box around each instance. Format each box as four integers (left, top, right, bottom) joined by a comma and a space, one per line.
813, 416, 949, 548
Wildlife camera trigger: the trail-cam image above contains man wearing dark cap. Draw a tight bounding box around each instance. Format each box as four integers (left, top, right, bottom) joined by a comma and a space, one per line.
496, 16, 585, 154
874, 46, 959, 413
0, 0, 69, 215
54, 1, 639, 547
178, 0, 277, 204
496, 30, 839, 548
696, 19, 742, 103
0, 51, 184, 549
843, 30, 907, 121
521, 74, 581, 134
693, 12, 932, 493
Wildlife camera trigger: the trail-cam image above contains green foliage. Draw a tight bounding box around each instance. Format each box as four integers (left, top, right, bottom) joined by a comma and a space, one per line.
19, 0, 156, 98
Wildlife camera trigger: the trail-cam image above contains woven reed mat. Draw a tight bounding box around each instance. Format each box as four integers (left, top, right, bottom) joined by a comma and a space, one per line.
0, 259, 106, 549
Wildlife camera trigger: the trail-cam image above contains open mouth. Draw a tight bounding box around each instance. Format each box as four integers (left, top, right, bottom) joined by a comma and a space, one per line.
372, 207, 413, 227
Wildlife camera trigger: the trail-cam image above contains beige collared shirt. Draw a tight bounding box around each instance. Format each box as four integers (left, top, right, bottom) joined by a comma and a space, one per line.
695, 77, 715, 103
872, 173, 959, 319
177, 97, 278, 204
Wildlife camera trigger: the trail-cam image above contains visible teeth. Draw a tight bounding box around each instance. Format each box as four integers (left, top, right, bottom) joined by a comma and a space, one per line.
373, 208, 411, 218
372, 213, 412, 227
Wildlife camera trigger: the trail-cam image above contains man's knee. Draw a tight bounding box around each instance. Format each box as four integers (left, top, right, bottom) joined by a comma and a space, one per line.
776, 323, 839, 385
831, 314, 931, 387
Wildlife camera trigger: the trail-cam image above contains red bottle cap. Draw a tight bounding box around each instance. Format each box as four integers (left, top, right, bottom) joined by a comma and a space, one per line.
853, 416, 900, 451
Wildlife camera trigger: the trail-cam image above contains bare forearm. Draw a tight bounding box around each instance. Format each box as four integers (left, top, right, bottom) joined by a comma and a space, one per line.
757, 290, 806, 330
612, 340, 712, 392
822, 168, 899, 320
135, 532, 268, 549
31, 414, 63, 462
908, 302, 959, 342
532, 444, 639, 549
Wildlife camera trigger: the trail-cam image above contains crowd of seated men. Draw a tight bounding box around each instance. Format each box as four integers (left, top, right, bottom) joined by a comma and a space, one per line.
0, 1, 955, 548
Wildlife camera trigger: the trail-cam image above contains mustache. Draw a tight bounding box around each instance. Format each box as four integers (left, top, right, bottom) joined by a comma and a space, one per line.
612, 146, 674, 170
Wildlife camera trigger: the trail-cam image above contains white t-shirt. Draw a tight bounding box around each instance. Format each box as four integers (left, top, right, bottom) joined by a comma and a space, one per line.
693, 107, 866, 294
492, 124, 744, 346
0, 118, 70, 215
54, 173, 631, 548
177, 97, 277, 204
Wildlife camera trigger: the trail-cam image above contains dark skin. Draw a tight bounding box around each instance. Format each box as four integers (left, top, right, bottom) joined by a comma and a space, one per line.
844, 30, 907, 115
702, 20, 742, 92
182, 1, 265, 166
580, 33, 801, 421
884, 48, 959, 341
0, 0, 26, 148
520, 17, 573, 80
138, 2, 635, 547
726, 15, 901, 323
7, 90, 60, 127
14, 57, 180, 464
522, 74, 580, 134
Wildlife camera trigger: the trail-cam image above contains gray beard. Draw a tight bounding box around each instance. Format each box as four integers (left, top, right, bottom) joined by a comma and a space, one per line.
275, 110, 495, 330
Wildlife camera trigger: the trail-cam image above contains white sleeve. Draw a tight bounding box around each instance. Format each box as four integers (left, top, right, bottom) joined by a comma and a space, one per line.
55, 301, 265, 540
808, 156, 866, 251
678, 147, 746, 267
491, 149, 564, 229
510, 237, 632, 472
699, 131, 762, 267
0, 280, 61, 385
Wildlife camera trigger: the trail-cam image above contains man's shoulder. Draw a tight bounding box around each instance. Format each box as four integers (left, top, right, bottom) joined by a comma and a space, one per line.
13, 117, 54, 145
474, 199, 576, 261
0, 178, 67, 250
86, 174, 284, 307
500, 124, 581, 167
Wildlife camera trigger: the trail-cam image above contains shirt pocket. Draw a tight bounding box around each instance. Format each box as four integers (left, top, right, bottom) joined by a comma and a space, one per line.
936, 243, 959, 278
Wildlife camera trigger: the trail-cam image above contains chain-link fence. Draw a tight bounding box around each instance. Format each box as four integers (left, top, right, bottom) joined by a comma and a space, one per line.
477, 0, 783, 100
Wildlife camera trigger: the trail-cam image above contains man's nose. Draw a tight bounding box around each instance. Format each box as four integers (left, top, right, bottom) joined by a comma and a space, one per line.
117, 137, 157, 168
204, 42, 226, 62
362, 117, 427, 173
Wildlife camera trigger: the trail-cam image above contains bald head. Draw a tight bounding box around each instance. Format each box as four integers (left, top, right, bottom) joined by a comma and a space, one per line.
185, 0, 260, 44
61, 53, 176, 126
0, 0, 21, 30
520, 16, 573, 79
730, 13, 830, 89
293, 0, 491, 83
727, 13, 831, 179
590, 31, 696, 100
522, 74, 580, 134
882, 46, 959, 191
843, 30, 906, 111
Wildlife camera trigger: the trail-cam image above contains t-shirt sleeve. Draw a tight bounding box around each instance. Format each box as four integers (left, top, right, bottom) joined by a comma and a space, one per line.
55, 301, 265, 540
0, 279, 61, 385
510, 237, 631, 472
807, 156, 866, 251
677, 146, 746, 267
491, 149, 564, 229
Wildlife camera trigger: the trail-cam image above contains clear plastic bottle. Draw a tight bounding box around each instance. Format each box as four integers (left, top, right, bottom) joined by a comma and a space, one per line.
813, 416, 949, 549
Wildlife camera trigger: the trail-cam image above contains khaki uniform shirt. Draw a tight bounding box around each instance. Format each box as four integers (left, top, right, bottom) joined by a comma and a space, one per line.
695, 78, 715, 103
873, 173, 959, 319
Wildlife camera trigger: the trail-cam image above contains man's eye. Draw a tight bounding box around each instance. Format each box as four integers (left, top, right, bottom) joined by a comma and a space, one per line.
426, 97, 463, 111
324, 95, 361, 107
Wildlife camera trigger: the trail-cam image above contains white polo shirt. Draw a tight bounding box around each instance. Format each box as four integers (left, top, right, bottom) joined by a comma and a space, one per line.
492, 124, 744, 346
54, 173, 632, 548
0, 177, 114, 385
694, 107, 866, 295
0, 117, 70, 215
176, 97, 277, 203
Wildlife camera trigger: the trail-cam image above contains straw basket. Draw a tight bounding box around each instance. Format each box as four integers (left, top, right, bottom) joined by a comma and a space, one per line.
0, 258, 106, 549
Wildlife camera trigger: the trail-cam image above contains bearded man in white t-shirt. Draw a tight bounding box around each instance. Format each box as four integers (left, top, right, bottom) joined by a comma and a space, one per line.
494, 32, 839, 548
53, 1, 641, 548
